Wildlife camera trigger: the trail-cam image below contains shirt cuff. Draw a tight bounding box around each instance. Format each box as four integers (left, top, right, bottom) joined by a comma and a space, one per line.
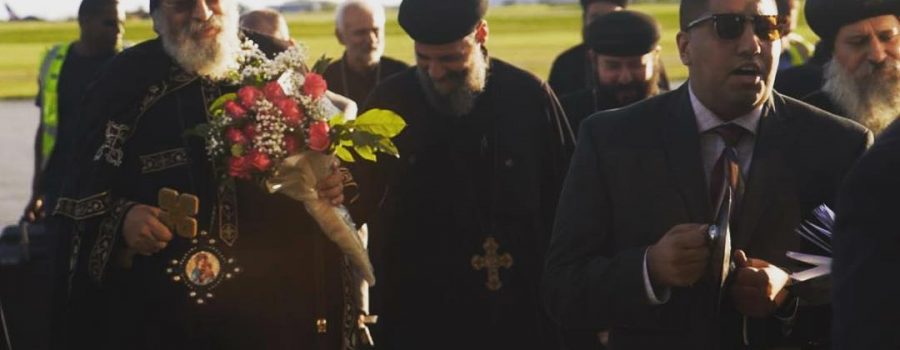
643, 248, 671, 305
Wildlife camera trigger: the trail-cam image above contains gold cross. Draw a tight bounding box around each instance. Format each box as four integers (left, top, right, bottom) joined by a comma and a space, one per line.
471, 236, 514, 291
158, 188, 199, 239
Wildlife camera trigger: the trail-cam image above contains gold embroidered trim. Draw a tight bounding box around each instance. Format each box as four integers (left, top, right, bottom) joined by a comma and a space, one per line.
88, 199, 135, 283
140, 148, 191, 174
54, 192, 111, 220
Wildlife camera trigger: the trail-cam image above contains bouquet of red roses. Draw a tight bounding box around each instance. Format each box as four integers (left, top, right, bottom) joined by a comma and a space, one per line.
195, 41, 405, 286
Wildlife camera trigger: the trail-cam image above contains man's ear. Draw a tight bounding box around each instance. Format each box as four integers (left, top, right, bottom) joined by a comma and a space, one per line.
474, 20, 489, 45
676, 31, 692, 66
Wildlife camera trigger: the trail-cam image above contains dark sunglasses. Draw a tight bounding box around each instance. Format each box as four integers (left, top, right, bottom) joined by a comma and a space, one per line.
686, 14, 783, 41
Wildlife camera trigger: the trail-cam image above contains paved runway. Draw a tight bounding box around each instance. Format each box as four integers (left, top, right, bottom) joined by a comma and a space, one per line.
0, 99, 38, 228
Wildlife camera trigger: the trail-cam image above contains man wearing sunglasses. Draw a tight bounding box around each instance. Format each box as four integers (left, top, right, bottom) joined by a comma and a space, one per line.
802, 0, 900, 135
26, 0, 124, 227
544, 0, 872, 348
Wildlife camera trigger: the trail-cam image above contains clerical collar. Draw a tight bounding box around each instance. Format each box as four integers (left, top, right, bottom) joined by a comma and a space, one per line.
688, 84, 762, 135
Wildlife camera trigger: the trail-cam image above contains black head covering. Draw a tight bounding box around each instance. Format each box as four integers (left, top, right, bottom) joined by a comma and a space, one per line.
580, 0, 629, 9
398, 0, 488, 45
150, 0, 159, 13
806, 0, 900, 45
586, 10, 660, 56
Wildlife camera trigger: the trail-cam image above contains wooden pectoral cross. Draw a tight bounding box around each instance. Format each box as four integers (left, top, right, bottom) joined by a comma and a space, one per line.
471, 236, 514, 291
158, 188, 199, 239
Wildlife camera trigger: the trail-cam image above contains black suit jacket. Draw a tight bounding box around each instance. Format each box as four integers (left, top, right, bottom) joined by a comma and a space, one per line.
544, 85, 871, 349
833, 119, 900, 350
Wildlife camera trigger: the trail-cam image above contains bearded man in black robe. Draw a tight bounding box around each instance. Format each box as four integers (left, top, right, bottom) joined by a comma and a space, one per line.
323, 0, 408, 106
561, 10, 665, 133
53, 0, 367, 349
350, 0, 575, 349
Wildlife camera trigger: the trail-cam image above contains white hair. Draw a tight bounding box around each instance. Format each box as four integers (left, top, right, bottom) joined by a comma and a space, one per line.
335, 0, 385, 32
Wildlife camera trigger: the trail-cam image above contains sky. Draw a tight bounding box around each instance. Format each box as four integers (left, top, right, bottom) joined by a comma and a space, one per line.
0, 0, 401, 21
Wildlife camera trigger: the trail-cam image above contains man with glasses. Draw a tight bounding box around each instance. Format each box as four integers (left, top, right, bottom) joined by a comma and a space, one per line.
561, 10, 665, 133
802, 0, 900, 134
55, 0, 354, 349
543, 0, 871, 348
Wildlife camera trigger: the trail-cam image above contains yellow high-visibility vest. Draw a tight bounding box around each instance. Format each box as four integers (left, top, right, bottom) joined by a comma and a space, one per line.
37, 43, 70, 167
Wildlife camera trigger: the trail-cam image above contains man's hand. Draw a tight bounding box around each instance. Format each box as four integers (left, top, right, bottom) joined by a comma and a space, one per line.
730, 249, 791, 318
123, 205, 173, 256
317, 165, 345, 206
23, 196, 45, 223
647, 223, 711, 287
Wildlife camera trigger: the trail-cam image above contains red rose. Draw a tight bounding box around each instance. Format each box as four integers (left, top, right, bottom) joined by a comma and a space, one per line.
243, 123, 257, 140
303, 73, 327, 100
263, 81, 286, 101
274, 98, 304, 126
225, 127, 247, 145
247, 149, 272, 172
224, 100, 248, 119
308, 121, 330, 152
228, 156, 251, 179
284, 135, 299, 154
237, 86, 264, 109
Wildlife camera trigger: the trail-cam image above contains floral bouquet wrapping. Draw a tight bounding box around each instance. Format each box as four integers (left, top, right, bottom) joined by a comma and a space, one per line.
195, 40, 405, 287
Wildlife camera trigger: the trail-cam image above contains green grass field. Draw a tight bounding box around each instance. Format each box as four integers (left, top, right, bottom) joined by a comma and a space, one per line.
0, 3, 816, 99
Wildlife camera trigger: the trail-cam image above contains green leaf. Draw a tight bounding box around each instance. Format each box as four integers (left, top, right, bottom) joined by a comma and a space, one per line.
209, 93, 237, 114
354, 109, 407, 138
350, 131, 382, 149
184, 123, 212, 138
329, 113, 346, 128
376, 137, 400, 158
354, 144, 377, 162
231, 144, 244, 157
334, 146, 355, 163
311, 54, 333, 75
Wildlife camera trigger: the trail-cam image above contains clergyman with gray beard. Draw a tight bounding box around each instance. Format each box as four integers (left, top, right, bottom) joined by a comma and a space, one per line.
802, 0, 900, 134
352, 0, 574, 349
53, 0, 357, 349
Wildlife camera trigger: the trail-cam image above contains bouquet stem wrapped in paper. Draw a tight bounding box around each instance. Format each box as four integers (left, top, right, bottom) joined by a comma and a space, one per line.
265, 150, 375, 285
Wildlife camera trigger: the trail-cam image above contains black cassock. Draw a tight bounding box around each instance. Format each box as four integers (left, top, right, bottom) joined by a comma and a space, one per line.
560, 88, 625, 134
54, 36, 362, 350
354, 57, 575, 350
548, 43, 593, 98
323, 55, 409, 106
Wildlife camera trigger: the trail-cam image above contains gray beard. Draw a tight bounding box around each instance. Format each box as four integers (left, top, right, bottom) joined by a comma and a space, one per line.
416, 49, 489, 117
822, 57, 900, 134
153, 4, 241, 80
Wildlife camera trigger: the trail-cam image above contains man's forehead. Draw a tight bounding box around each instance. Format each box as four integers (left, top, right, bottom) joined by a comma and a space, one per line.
707, 0, 778, 15
415, 39, 470, 56
596, 52, 653, 64
842, 14, 900, 34
344, 8, 378, 28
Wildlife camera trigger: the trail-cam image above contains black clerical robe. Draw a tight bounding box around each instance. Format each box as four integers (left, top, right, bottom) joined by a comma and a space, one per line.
356, 57, 575, 350
323, 55, 408, 106
548, 44, 593, 97
54, 36, 360, 350
560, 88, 624, 134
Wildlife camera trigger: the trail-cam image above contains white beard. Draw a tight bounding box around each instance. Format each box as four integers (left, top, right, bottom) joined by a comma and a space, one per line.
822, 57, 900, 134
153, 1, 241, 80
